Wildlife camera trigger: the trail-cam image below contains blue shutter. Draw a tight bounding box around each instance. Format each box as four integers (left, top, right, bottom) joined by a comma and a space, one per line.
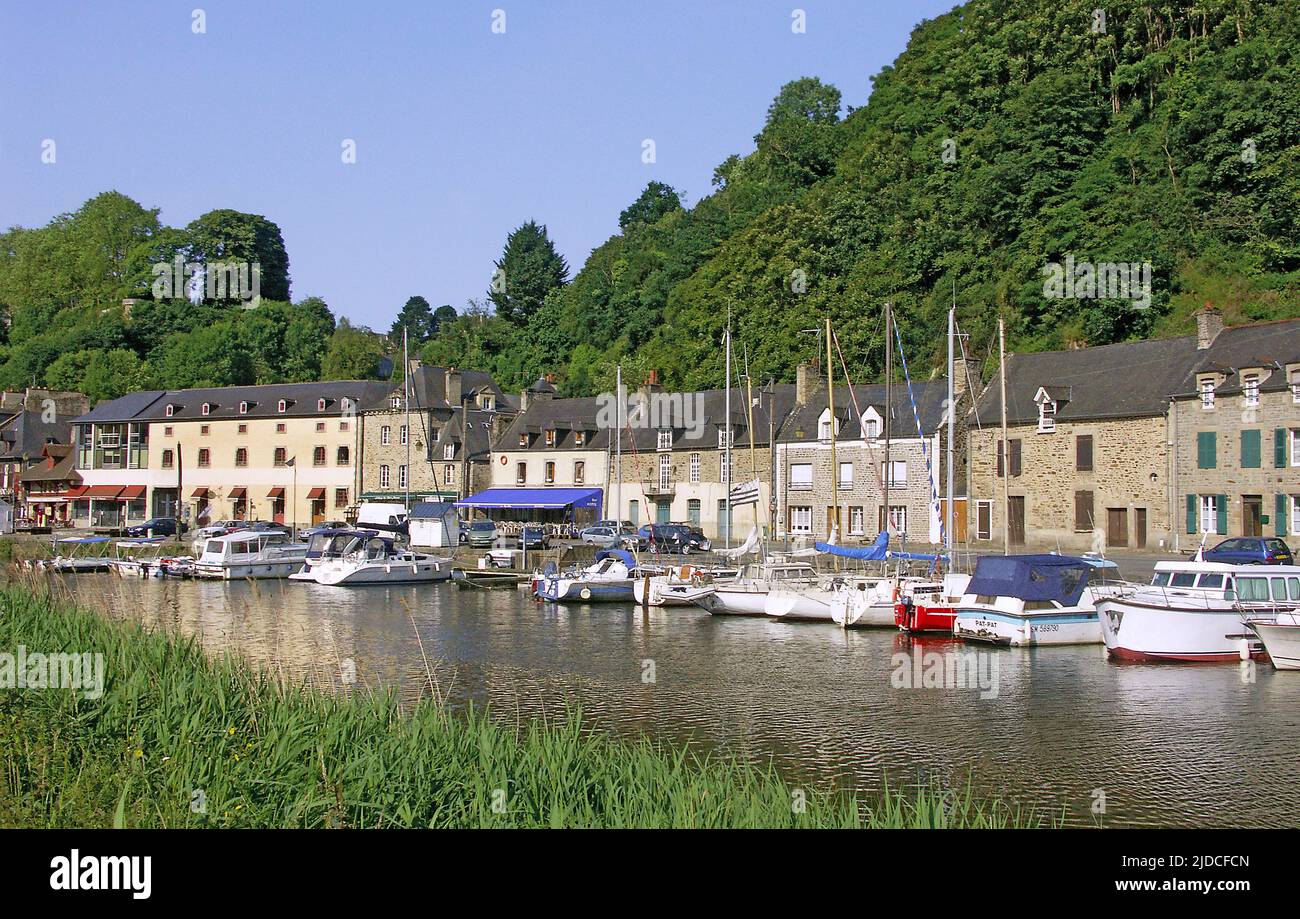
1186, 494, 1197, 534
1216, 495, 1228, 536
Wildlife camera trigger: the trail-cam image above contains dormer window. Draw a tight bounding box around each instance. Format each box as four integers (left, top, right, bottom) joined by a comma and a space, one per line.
860, 408, 882, 441
391, 395, 402, 410
574, 431, 585, 447
239, 401, 249, 414
317, 398, 327, 412
816, 408, 838, 442
1200, 378, 1216, 409
1037, 399, 1056, 433
1291, 368, 1300, 404
340, 397, 350, 413
518, 433, 528, 448
443, 444, 455, 460
277, 399, 287, 413
201, 402, 212, 416
717, 429, 734, 449
479, 394, 494, 411
165, 404, 175, 417
545, 429, 557, 448
657, 429, 673, 451
1242, 372, 1260, 407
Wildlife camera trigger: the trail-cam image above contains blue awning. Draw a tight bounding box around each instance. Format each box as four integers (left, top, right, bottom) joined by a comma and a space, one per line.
455, 487, 602, 510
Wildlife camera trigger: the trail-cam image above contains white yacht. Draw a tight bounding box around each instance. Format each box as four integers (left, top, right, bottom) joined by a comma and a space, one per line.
1098, 560, 1299, 662
1248, 610, 1300, 670
194, 529, 309, 580
953, 554, 1130, 646
297, 530, 452, 586
695, 561, 820, 616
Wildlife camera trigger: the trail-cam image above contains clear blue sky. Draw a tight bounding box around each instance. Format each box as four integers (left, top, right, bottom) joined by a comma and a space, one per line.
1, 0, 955, 329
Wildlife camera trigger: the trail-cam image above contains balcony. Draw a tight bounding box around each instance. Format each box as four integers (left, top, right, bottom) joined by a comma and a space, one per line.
642, 479, 676, 497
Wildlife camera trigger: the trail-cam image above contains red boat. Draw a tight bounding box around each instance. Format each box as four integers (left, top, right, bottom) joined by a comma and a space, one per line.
894, 573, 970, 634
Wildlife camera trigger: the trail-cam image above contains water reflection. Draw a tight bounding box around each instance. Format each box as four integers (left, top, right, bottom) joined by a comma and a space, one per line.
57, 574, 1300, 827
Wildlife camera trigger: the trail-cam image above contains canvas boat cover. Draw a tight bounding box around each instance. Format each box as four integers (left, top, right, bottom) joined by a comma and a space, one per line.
965, 554, 1093, 606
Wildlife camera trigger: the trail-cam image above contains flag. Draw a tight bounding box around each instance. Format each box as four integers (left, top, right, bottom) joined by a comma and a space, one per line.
729, 478, 760, 506
285, 457, 295, 467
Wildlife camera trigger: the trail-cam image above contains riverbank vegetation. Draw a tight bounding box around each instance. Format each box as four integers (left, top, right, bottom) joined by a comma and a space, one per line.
0, 581, 1037, 828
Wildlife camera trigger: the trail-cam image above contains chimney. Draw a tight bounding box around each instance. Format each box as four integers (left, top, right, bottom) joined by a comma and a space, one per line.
951, 354, 978, 403
1196, 304, 1224, 350
519, 388, 530, 413
795, 361, 822, 405
445, 368, 462, 406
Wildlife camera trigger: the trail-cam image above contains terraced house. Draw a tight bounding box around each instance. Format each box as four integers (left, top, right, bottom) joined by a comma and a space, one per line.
70, 381, 392, 531
0, 389, 88, 527
358, 363, 513, 504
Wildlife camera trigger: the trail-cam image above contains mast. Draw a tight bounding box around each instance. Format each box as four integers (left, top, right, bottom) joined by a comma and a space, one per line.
403, 327, 411, 512
744, 346, 758, 544
615, 363, 622, 522
883, 302, 892, 538
999, 315, 1010, 555
825, 315, 837, 544
946, 299, 955, 559
724, 312, 733, 549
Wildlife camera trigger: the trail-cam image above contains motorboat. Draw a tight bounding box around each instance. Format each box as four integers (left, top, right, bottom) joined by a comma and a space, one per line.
895, 572, 972, 634
695, 561, 820, 616
534, 549, 640, 602
953, 554, 1131, 646
1098, 561, 1300, 662
194, 529, 309, 580
289, 528, 377, 581
300, 531, 452, 586
632, 564, 736, 607
38, 535, 114, 573
1247, 609, 1300, 670
108, 537, 169, 578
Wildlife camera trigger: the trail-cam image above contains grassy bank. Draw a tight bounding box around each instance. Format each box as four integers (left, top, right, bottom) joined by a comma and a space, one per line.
0, 580, 1037, 828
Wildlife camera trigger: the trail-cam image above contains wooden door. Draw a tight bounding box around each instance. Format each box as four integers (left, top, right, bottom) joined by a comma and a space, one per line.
1243, 496, 1263, 537
1106, 508, 1128, 547
1008, 496, 1025, 545
939, 499, 968, 543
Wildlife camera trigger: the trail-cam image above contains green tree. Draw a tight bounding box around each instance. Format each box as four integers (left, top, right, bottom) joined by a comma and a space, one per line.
619, 182, 684, 230
322, 319, 386, 379
488, 221, 569, 325
185, 209, 291, 303
389, 295, 436, 345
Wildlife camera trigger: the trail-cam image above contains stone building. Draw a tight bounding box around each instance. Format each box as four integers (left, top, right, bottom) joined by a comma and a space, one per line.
775, 363, 950, 545
357, 364, 513, 504
1170, 312, 1300, 548
0, 389, 89, 523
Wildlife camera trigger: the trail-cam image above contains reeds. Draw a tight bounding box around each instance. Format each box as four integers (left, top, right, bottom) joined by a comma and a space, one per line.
0, 581, 1038, 828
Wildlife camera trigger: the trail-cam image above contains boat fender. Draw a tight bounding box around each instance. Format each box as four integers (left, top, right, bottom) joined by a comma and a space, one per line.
580, 587, 592, 601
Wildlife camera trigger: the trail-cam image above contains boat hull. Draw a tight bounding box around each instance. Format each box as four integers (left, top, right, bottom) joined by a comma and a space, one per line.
310, 559, 452, 586
194, 558, 306, 580
536, 578, 634, 603
632, 576, 714, 607
954, 608, 1102, 646
698, 587, 769, 616
765, 588, 835, 622
896, 601, 957, 634
1248, 622, 1300, 670
1096, 597, 1258, 662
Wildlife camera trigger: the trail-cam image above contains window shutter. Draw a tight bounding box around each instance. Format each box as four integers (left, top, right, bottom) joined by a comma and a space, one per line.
1277, 494, 1288, 538
996, 440, 1004, 477
1216, 495, 1228, 536
1241, 429, 1261, 468
1075, 435, 1093, 472
1277, 429, 1288, 468
1074, 490, 1094, 531
1009, 439, 1022, 477
1186, 494, 1197, 534
1197, 432, 1216, 469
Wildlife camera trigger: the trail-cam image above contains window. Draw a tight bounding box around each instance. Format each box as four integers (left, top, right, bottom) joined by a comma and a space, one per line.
862, 417, 880, 439
200, 424, 210, 436
1292, 369, 1300, 404
444, 464, 455, 485
398, 465, 407, 488
1197, 431, 1216, 469
317, 398, 327, 412
201, 403, 211, 416
688, 499, 701, 526
574, 460, 585, 484
789, 506, 813, 535
838, 461, 854, 489
881, 505, 907, 534
689, 453, 700, 483
391, 396, 401, 410
197, 448, 210, 468
313, 446, 326, 466
235, 448, 248, 467
1241, 429, 1261, 469
479, 394, 494, 411
721, 452, 732, 484
789, 463, 813, 490
975, 501, 992, 540
882, 461, 907, 486
276, 423, 286, 434
1242, 372, 1260, 406
717, 429, 734, 449
1292, 496, 1300, 537
1037, 399, 1056, 433
161, 449, 174, 468
574, 431, 585, 447
1200, 495, 1220, 534
239, 401, 249, 414
1076, 435, 1093, 472
335, 488, 348, 509
277, 399, 287, 413
1074, 490, 1094, 532
516, 462, 526, 484
545, 429, 557, 448
165, 404, 175, 417
316, 421, 326, 432
658, 452, 672, 488
544, 461, 556, 484
399, 425, 409, 445
380, 465, 391, 488
274, 447, 287, 466
819, 419, 833, 441
336, 446, 350, 466
1291, 429, 1300, 467
518, 433, 528, 448
238, 423, 247, 435
629, 500, 639, 526
1199, 378, 1215, 409
657, 429, 672, 450
849, 506, 864, 536
381, 425, 391, 445
339, 421, 349, 432
443, 444, 455, 460
164, 426, 173, 437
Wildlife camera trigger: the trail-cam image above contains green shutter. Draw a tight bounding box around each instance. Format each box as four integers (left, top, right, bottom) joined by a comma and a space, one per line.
1277, 494, 1289, 537
1277, 429, 1288, 468
1241, 429, 1261, 468
1216, 495, 1228, 536
1197, 431, 1216, 469
1186, 494, 1197, 534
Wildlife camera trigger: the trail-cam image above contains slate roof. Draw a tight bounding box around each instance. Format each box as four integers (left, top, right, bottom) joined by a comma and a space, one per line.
0, 391, 89, 460
778, 381, 949, 443
18, 446, 80, 484
361, 366, 508, 412
74, 383, 393, 423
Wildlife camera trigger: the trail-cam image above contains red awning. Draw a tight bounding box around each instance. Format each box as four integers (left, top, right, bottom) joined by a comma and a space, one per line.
83, 485, 123, 498
305, 487, 326, 500
229, 487, 247, 499
191, 487, 209, 498
63, 486, 87, 499
267, 487, 285, 498
119, 485, 146, 499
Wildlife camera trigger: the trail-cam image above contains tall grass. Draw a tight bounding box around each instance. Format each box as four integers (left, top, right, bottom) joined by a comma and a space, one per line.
0, 579, 1039, 828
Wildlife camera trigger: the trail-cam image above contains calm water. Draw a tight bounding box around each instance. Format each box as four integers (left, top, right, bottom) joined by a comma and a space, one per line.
60, 573, 1300, 827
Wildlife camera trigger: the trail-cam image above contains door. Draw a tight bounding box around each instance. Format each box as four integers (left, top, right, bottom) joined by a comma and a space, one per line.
1134, 508, 1147, 549
1243, 495, 1263, 537
655, 500, 671, 525
1106, 508, 1128, 548
1008, 496, 1025, 546
939, 499, 968, 543
272, 497, 285, 525
311, 498, 326, 524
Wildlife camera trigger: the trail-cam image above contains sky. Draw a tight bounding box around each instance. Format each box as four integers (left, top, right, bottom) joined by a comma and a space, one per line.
1, 0, 956, 329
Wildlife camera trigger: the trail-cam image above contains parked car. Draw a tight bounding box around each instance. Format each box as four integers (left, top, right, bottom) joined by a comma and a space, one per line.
517, 525, 551, 550
580, 525, 620, 547
1203, 537, 1294, 565
617, 525, 648, 551
126, 517, 183, 538
298, 520, 350, 540
466, 519, 499, 548
191, 520, 243, 541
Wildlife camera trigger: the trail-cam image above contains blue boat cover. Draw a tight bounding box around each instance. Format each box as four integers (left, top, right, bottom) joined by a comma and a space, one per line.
815, 531, 888, 560
595, 548, 636, 568
965, 554, 1093, 605
888, 552, 949, 563
455, 487, 602, 510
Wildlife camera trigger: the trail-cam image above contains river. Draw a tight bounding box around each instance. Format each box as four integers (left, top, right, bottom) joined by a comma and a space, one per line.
60, 572, 1300, 827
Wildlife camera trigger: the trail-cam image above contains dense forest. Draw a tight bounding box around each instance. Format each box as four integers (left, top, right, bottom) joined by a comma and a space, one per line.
2, 0, 1296, 403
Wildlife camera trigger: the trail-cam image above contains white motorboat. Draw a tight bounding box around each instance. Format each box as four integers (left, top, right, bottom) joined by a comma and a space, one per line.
1248, 610, 1300, 670
534, 549, 641, 602
107, 538, 169, 578
632, 564, 735, 607
695, 561, 819, 616
1098, 561, 1299, 662
194, 529, 309, 580
299, 531, 452, 586
39, 535, 114, 573
953, 554, 1131, 647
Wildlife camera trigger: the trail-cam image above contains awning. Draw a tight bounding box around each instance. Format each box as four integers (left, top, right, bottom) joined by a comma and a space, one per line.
305, 487, 326, 500
120, 485, 146, 499
191, 487, 210, 498
267, 487, 285, 498
83, 485, 123, 498
63, 486, 87, 499
455, 487, 602, 510
229, 487, 247, 499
